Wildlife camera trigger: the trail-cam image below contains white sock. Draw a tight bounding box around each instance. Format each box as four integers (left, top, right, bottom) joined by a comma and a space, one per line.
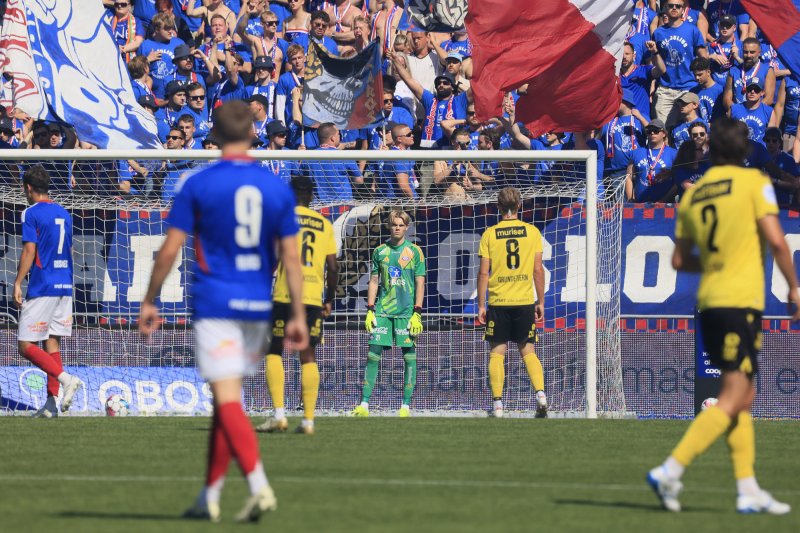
401, 404, 409, 410
274, 407, 285, 420
57, 372, 71, 385
493, 400, 503, 410
736, 477, 760, 496
246, 462, 269, 496
663, 457, 685, 480
202, 477, 225, 506
536, 391, 547, 405
360, 401, 369, 410
302, 418, 314, 428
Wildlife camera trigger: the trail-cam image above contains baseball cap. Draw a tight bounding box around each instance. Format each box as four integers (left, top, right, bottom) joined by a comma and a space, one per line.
137, 94, 158, 110
253, 56, 275, 70
172, 44, 192, 61
719, 14, 736, 27
434, 75, 453, 87
645, 118, 666, 132
165, 80, 189, 97
201, 133, 219, 146
446, 51, 463, 63
677, 91, 699, 104
745, 81, 764, 92
267, 120, 289, 137
246, 94, 270, 109
0, 117, 13, 133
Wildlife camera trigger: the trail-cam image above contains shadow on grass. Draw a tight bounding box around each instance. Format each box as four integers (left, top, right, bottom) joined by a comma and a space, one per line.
553, 498, 716, 513
55, 511, 185, 521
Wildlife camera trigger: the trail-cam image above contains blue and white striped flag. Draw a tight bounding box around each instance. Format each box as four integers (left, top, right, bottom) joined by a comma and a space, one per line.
0, 0, 159, 148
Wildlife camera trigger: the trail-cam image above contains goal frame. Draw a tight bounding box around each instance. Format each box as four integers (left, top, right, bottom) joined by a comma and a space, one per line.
0, 148, 603, 417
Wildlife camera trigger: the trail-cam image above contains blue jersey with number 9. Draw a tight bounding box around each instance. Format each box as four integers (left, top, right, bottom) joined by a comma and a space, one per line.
167, 157, 298, 320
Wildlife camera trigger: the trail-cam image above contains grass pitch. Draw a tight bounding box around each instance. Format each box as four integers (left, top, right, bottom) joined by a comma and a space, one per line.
0, 417, 797, 532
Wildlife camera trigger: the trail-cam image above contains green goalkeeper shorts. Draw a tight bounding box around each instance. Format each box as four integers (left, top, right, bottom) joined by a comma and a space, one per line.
369, 316, 415, 348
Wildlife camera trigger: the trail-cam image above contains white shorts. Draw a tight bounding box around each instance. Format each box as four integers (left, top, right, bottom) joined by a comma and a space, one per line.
18, 296, 73, 342
194, 319, 271, 382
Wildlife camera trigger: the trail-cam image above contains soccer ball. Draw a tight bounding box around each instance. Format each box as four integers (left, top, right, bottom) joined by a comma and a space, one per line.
105, 394, 130, 417
701, 397, 719, 411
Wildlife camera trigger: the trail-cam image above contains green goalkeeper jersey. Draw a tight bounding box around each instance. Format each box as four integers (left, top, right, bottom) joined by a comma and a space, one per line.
371, 240, 426, 318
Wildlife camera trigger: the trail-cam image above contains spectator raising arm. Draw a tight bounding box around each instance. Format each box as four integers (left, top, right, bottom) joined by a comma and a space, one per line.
388, 49, 425, 102
499, 98, 532, 150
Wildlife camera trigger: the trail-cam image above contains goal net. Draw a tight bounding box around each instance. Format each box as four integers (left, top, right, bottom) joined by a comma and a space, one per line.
0, 150, 626, 417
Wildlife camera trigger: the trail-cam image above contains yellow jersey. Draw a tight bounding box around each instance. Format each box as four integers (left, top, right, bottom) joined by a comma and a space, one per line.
478, 218, 543, 306
675, 165, 779, 311
273, 205, 337, 307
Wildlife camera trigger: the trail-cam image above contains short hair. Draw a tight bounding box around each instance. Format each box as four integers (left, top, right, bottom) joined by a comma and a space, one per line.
394, 33, 408, 47
742, 37, 761, 49
709, 117, 750, 166
387, 209, 411, 228
210, 13, 228, 27
382, 75, 397, 93
169, 127, 186, 140
497, 187, 521, 214
23, 165, 49, 194
352, 15, 369, 27
151, 12, 174, 31
451, 127, 470, 143
291, 174, 315, 196
690, 56, 711, 72
211, 101, 254, 145
317, 122, 338, 143
186, 82, 204, 94
390, 123, 410, 141
260, 10, 277, 22
287, 43, 305, 59
177, 113, 196, 126
311, 10, 330, 24
127, 55, 149, 79
624, 41, 634, 51
479, 129, 500, 150
230, 52, 244, 66
763, 126, 783, 140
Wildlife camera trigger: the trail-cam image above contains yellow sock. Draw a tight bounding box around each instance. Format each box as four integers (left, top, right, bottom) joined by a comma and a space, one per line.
488, 353, 505, 399
727, 412, 755, 480
672, 405, 731, 466
301, 362, 320, 421
265, 354, 285, 409
522, 352, 545, 391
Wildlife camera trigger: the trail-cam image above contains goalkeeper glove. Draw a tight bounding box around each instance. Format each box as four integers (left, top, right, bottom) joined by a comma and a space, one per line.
365, 306, 377, 333
408, 308, 423, 336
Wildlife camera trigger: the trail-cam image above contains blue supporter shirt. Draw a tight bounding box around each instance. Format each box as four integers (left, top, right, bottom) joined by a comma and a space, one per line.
259, 154, 299, 184
673, 158, 711, 199
707, 37, 742, 86
167, 158, 298, 320
140, 38, 186, 85
441, 38, 472, 58
302, 146, 363, 201
380, 107, 415, 129
621, 64, 655, 121
21, 201, 73, 298
728, 61, 771, 105
210, 77, 249, 107
106, 13, 145, 49
691, 83, 724, 120
731, 102, 773, 145
628, 145, 678, 201
783, 75, 800, 136
155, 71, 206, 101
601, 115, 644, 173
294, 34, 339, 56
671, 117, 708, 149
654, 22, 705, 91
276, 72, 302, 124
626, 33, 651, 67
744, 140, 770, 169
173, 0, 203, 34
161, 160, 196, 202
419, 90, 468, 145
627, 5, 657, 39
378, 148, 417, 199
770, 151, 799, 205
133, 0, 157, 30
186, 107, 211, 139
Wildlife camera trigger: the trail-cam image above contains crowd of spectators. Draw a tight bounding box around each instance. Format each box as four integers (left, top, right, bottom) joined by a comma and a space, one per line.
0, 0, 798, 207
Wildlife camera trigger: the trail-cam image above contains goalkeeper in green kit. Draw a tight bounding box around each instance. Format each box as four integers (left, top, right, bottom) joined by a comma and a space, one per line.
351, 210, 426, 417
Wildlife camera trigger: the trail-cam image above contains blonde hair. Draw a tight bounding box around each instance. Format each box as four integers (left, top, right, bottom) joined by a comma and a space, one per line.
497, 187, 521, 216
387, 209, 411, 227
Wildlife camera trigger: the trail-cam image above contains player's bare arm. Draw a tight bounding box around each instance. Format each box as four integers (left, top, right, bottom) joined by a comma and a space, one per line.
414, 275, 425, 309
138, 227, 187, 336
477, 256, 490, 324
533, 251, 545, 321
279, 233, 310, 351
323, 253, 339, 318
757, 214, 800, 320
13, 242, 36, 307
671, 237, 701, 273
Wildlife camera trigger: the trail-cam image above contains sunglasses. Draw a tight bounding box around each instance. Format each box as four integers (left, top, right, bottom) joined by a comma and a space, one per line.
435, 80, 452, 87
746, 87, 762, 93
383, 99, 393, 104
397, 132, 413, 138
273, 132, 288, 138
665, 3, 683, 9
467, 111, 476, 116
189, 94, 206, 100
114, 2, 129, 6
264, 21, 278, 26
312, 22, 328, 29
719, 22, 735, 29
645, 128, 663, 134
765, 138, 781, 144
167, 135, 183, 141
691, 131, 706, 138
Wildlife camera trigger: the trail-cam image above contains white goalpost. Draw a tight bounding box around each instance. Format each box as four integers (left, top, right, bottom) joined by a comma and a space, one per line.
0, 149, 625, 418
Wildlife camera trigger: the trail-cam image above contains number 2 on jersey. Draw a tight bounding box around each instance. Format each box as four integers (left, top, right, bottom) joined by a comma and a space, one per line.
701, 204, 719, 252
234, 186, 263, 248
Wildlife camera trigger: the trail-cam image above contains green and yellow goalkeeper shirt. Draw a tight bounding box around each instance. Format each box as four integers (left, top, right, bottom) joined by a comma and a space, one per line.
371, 240, 426, 318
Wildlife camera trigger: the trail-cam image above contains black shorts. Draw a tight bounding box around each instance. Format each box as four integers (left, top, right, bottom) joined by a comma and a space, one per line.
484, 305, 538, 345
699, 308, 762, 376
269, 302, 323, 353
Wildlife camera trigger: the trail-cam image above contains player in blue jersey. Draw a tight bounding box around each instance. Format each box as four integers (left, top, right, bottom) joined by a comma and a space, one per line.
14, 166, 81, 418
139, 101, 309, 523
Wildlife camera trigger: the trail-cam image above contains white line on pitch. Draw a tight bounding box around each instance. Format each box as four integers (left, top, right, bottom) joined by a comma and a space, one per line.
1, 474, 798, 496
